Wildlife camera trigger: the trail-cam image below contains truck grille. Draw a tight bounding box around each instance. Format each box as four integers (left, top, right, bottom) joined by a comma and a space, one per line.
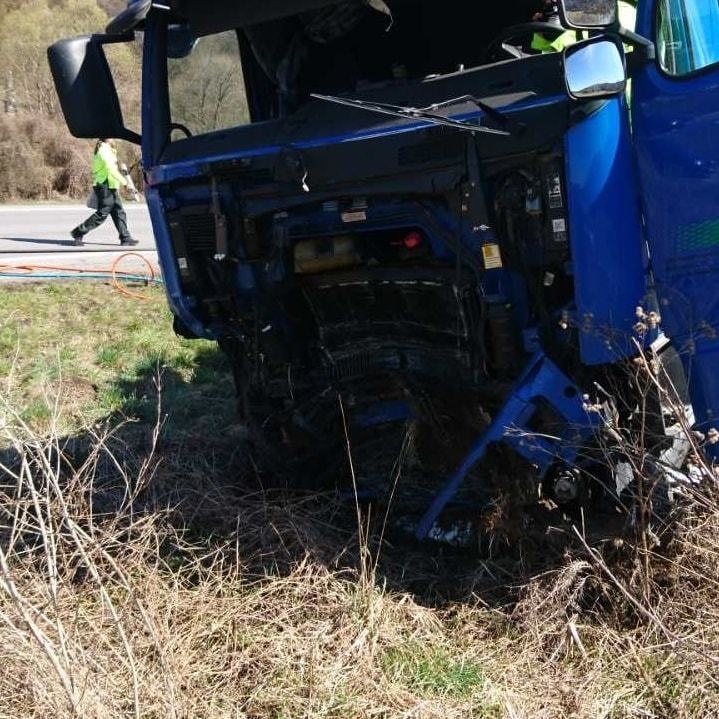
170, 206, 215, 254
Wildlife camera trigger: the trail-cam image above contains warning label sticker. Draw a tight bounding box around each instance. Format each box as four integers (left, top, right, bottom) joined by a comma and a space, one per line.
341, 210, 367, 223
482, 243, 503, 270
552, 218, 568, 243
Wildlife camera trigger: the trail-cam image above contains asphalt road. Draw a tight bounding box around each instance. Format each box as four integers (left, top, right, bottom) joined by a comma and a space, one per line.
0, 202, 158, 276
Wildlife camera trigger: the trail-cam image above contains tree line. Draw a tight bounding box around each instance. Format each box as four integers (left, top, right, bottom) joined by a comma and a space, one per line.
0, 0, 251, 201
0, 0, 141, 200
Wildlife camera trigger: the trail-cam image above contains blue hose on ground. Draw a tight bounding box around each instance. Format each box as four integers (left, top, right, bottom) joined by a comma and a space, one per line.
0, 253, 163, 298
0, 271, 163, 282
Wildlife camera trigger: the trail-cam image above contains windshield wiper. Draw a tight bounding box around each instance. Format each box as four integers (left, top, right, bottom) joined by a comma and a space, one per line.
310, 93, 512, 136
420, 94, 526, 134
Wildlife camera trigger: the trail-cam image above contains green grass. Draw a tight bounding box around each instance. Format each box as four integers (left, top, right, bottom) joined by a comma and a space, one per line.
96, 345, 123, 368
381, 642, 485, 699
0, 281, 235, 435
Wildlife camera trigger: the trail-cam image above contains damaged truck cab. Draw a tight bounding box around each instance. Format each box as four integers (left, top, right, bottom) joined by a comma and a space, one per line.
49, 0, 719, 539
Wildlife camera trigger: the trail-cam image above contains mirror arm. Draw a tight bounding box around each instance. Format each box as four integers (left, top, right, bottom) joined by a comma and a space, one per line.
106, 0, 151, 35
614, 26, 656, 75
94, 30, 136, 45
616, 26, 656, 64
117, 128, 142, 145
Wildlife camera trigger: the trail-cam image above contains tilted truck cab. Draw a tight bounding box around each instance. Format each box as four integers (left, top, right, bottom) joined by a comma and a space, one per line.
48, 0, 719, 541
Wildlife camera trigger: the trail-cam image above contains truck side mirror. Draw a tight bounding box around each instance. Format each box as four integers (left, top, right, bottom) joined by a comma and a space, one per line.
47, 34, 140, 145
558, 0, 618, 29
564, 37, 626, 100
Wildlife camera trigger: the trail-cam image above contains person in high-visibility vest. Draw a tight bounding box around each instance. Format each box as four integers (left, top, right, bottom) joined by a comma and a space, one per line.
531, 1, 636, 53
71, 139, 137, 247
531, 0, 577, 53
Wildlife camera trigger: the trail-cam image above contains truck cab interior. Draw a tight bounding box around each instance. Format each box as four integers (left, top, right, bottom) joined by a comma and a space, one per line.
238, 0, 547, 117
160, 0, 570, 162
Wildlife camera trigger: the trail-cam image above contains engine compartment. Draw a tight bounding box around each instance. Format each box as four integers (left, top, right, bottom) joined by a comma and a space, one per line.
41, 0, 704, 555
166, 145, 575, 370
160, 132, 598, 537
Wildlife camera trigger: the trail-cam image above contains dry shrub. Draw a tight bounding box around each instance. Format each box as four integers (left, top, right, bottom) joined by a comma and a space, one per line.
0, 413, 459, 718
0, 113, 91, 200
1, 386, 718, 718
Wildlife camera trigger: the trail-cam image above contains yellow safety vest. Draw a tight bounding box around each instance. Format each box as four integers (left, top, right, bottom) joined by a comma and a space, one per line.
92, 143, 127, 190
531, 29, 578, 53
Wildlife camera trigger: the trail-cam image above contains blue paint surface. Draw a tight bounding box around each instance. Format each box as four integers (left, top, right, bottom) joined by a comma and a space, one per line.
565, 99, 646, 365
145, 95, 566, 186
633, 17, 719, 429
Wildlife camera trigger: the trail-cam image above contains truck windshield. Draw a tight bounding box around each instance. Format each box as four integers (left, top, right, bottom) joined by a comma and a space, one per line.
168, 30, 248, 138
165, 1, 547, 139
657, 0, 719, 76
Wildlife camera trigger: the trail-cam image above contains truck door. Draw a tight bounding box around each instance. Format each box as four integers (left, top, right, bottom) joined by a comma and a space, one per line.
632, 0, 719, 433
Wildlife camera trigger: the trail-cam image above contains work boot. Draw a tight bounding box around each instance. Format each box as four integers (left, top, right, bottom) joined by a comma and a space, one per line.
71, 231, 84, 246
120, 237, 139, 246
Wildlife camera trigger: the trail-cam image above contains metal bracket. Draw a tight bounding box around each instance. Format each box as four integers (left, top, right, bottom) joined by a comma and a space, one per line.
415, 352, 596, 540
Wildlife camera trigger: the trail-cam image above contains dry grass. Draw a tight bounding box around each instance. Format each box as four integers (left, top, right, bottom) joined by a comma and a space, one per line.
1, 392, 718, 718
1, 282, 718, 718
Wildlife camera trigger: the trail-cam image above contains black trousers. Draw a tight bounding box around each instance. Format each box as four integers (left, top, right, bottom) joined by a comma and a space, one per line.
73, 183, 131, 242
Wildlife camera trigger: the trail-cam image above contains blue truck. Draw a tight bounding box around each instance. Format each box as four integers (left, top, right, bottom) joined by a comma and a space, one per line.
48, 0, 719, 541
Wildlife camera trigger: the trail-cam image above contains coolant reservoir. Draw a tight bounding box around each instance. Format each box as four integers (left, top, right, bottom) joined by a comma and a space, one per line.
294, 235, 360, 274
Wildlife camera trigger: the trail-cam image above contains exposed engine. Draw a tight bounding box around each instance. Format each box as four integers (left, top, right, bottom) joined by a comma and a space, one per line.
161, 144, 615, 539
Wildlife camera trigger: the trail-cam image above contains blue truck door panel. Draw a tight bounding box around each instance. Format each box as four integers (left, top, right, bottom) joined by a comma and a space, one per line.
633, 0, 719, 430
565, 98, 646, 365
